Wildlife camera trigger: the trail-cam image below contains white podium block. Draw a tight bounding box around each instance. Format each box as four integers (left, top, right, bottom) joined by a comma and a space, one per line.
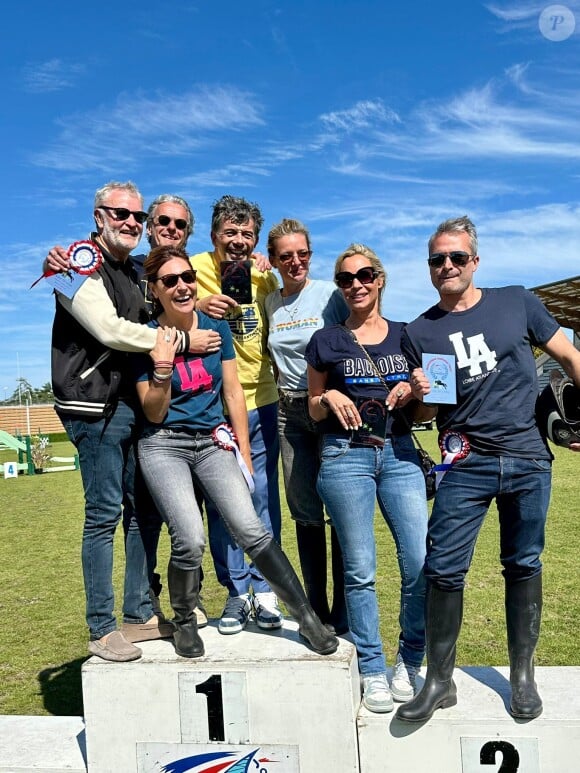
0, 715, 86, 772
82, 620, 360, 773
357, 666, 580, 773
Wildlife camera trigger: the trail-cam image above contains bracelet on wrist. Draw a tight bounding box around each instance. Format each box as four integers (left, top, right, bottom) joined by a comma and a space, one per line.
319, 390, 330, 409
152, 369, 173, 383
153, 360, 173, 369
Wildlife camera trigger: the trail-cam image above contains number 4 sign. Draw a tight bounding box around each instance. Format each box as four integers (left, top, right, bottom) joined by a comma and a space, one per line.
3, 462, 18, 479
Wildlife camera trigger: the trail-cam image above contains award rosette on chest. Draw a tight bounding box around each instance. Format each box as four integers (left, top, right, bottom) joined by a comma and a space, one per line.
212, 423, 255, 493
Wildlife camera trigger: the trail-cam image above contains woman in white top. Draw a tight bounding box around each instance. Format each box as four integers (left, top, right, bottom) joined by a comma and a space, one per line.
265, 219, 348, 633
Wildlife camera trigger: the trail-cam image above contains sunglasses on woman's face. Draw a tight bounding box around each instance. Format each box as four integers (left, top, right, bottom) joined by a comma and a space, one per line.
334, 266, 378, 289
155, 270, 197, 288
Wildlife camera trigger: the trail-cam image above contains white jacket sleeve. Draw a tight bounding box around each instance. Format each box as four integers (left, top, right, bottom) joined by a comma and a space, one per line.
56, 274, 157, 353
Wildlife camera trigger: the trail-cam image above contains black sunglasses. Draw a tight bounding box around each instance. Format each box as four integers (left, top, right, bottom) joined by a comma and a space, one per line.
427, 251, 474, 268
155, 269, 197, 288
335, 267, 379, 289
156, 214, 188, 230
99, 205, 148, 224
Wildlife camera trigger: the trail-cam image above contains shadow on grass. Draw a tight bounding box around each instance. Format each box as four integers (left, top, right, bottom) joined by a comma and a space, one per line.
38, 657, 88, 716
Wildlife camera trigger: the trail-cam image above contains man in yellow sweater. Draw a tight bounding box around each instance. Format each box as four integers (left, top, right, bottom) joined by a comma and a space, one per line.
191, 195, 282, 633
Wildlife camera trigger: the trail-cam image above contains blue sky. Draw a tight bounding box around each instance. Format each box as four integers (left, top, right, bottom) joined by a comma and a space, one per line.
1, 0, 579, 395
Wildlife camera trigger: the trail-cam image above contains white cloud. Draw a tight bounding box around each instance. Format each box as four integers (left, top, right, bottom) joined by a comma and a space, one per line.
31, 87, 265, 172
22, 59, 85, 93
319, 100, 400, 133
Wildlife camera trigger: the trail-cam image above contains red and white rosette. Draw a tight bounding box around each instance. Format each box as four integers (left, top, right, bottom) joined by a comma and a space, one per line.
67, 240, 103, 274
435, 430, 471, 489
212, 423, 255, 493
30, 239, 103, 288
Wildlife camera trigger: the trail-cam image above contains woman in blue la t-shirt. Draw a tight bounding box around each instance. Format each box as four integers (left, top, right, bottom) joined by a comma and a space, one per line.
134, 245, 338, 659
306, 243, 429, 713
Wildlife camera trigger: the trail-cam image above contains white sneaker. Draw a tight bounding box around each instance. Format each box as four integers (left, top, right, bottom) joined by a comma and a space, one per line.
362, 673, 394, 713
253, 592, 283, 629
194, 601, 208, 628
390, 655, 418, 702
218, 594, 252, 634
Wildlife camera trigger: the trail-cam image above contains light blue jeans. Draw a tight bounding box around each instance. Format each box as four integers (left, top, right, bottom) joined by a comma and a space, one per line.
206, 402, 281, 596
138, 428, 271, 572
317, 433, 427, 675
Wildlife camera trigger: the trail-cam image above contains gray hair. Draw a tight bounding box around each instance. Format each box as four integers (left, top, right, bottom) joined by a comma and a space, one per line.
147, 193, 195, 244
210, 195, 263, 239
428, 215, 478, 256
94, 180, 143, 209
334, 243, 387, 302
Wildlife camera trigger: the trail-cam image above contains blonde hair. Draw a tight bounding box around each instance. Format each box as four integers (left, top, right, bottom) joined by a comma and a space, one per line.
334, 243, 387, 300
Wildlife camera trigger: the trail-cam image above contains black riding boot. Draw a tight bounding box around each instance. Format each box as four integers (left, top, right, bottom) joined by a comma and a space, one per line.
396, 585, 463, 722
329, 525, 349, 634
167, 563, 204, 658
251, 540, 339, 655
295, 522, 331, 622
506, 573, 543, 719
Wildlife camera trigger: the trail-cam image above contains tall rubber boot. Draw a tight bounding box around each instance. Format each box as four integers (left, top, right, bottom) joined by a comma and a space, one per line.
251, 540, 339, 655
167, 563, 204, 658
295, 522, 331, 622
396, 585, 463, 722
505, 573, 543, 719
329, 525, 349, 634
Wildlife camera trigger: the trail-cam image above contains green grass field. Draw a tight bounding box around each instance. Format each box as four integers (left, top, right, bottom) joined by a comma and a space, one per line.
0, 433, 578, 716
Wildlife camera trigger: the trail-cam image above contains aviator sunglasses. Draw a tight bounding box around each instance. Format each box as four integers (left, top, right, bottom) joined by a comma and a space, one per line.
335, 266, 379, 289
99, 205, 148, 224
427, 251, 475, 268
155, 269, 197, 288
156, 214, 189, 230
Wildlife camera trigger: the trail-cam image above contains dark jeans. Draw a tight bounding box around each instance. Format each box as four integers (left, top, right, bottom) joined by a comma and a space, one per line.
426, 451, 552, 591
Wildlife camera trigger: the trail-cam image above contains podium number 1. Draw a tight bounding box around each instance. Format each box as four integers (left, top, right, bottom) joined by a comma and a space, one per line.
180, 671, 250, 744
195, 675, 224, 741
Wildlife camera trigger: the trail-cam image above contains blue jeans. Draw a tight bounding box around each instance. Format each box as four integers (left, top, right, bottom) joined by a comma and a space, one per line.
138, 429, 271, 570
317, 433, 428, 675
206, 402, 281, 596
63, 400, 155, 639
278, 393, 325, 526
426, 451, 552, 591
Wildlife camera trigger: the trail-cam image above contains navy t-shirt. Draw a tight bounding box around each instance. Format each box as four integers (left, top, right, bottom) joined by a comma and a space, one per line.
134, 312, 236, 431
305, 320, 414, 436
401, 286, 558, 458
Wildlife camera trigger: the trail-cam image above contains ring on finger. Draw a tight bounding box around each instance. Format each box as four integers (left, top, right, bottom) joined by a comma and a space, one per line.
164, 335, 171, 342
397, 390, 404, 397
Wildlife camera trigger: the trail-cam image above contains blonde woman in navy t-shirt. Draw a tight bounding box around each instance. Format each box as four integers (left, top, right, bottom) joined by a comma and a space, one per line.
306, 243, 431, 713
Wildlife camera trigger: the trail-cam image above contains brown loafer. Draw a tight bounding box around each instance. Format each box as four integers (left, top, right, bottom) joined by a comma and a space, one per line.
88, 630, 142, 662
121, 615, 174, 643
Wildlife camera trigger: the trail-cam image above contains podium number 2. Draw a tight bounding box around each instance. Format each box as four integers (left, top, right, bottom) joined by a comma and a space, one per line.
480, 741, 519, 772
